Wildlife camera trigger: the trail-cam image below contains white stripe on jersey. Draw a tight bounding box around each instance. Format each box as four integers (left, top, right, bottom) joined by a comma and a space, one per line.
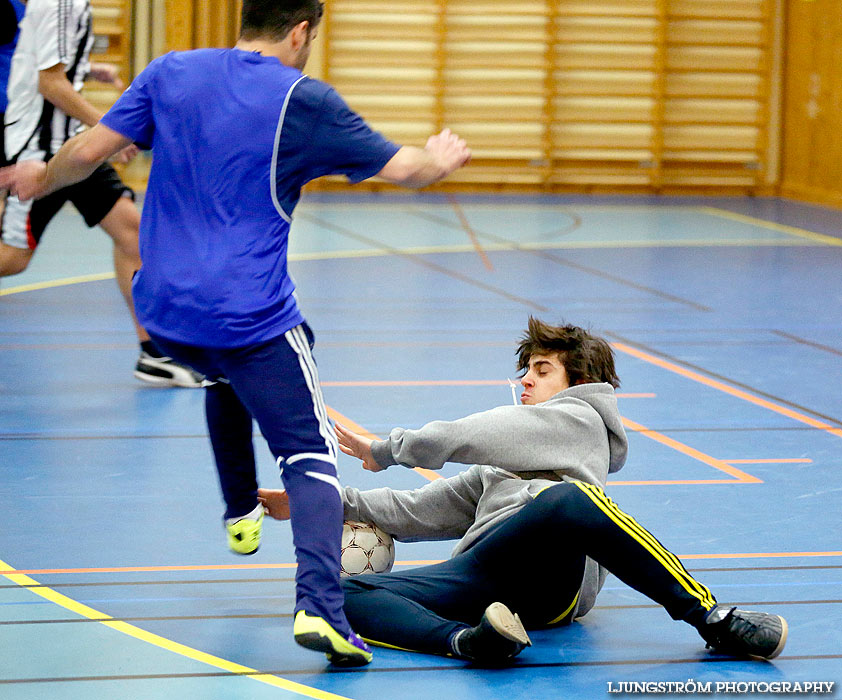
270, 75, 306, 223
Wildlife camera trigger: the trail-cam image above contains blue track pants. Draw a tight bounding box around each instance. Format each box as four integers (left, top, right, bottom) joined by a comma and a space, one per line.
151, 323, 350, 635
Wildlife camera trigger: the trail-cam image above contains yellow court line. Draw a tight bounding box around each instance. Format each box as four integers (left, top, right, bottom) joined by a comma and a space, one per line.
613, 342, 842, 440
325, 405, 442, 482
621, 417, 761, 483
0, 557, 352, 700
697, 206, 842, 246
0, 271, 116, 295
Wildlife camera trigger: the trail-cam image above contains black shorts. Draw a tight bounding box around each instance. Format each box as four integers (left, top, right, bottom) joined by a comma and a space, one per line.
1, 113, 7, 168
0, 161, 134, 250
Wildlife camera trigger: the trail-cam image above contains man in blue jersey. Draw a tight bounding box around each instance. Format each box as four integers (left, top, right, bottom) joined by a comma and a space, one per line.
1, 0, 470, 667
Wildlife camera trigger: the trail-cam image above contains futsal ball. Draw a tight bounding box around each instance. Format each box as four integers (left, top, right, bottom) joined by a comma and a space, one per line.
340, 521, 395, 577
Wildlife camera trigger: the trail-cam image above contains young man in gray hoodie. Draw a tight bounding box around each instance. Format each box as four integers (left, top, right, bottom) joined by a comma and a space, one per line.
260, 317, 788, 664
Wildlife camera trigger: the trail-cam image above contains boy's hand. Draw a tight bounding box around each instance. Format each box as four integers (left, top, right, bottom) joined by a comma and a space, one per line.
111, 144, 140, 164
257, 488, 290, 520
336, 423, 385, 472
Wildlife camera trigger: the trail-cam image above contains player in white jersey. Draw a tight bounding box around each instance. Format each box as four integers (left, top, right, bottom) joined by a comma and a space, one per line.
1, 0, 203, 387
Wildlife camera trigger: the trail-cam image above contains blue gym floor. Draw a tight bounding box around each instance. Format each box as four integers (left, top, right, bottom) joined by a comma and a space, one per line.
1, 193, 840, 699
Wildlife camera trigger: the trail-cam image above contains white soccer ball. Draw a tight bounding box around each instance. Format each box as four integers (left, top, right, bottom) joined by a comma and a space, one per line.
340, 521, 395, 577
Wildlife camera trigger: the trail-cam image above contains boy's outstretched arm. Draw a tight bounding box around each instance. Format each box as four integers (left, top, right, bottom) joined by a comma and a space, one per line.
257, 488, 290, 520
336, 423, 386, 472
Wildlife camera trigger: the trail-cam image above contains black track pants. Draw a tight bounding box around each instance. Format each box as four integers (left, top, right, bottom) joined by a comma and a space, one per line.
342, 480, 716, 655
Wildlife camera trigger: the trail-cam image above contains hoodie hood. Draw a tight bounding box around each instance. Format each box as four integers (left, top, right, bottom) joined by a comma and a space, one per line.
545, 383, 628, 473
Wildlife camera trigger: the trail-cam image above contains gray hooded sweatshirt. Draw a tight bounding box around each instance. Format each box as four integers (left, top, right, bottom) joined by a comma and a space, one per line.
342, 382, 629, 620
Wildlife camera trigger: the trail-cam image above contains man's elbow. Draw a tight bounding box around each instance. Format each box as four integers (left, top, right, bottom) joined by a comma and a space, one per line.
73, 140, 107, 167
377, 147, 441, 188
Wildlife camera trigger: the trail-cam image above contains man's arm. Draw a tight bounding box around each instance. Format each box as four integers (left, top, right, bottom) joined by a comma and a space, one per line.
376, 129, 471, 188
38, 63, 105, 127
38, 64, 138, 165
0, 123, 133, 200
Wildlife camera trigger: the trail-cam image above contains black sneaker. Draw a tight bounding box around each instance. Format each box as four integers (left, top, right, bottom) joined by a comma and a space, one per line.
451, 602, 531, 664
698, 605, 788, 659
134, 351, 209, 388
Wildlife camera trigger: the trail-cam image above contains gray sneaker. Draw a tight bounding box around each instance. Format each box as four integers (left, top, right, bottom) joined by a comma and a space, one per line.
699, 605, 788, 659
451, 602, 532, 664
134, 351, 209, 388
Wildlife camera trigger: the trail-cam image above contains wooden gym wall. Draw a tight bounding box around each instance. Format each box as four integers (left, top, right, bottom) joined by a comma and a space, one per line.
163, 0, 242, 52
314, 0, 783, 194
87, 0, 842, 206
779, 0, 842, 209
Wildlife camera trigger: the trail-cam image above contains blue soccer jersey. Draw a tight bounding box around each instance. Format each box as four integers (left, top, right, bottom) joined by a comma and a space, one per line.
101, 49, 399, 347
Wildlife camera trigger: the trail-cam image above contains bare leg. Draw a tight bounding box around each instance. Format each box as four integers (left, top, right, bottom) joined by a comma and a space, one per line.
97, 196, 149, 343
0, 241, 33, 276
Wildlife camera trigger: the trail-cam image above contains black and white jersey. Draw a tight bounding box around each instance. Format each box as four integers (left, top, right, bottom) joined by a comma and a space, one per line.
3, 0, 93, 161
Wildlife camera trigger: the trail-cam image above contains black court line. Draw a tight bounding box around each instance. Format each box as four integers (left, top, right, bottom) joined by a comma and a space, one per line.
595, 600, 842, 611
618, 426, 823, 433
299, 213, 548, 312
771, 330, 842, 358
2, 654, 840, 684
688, 565, 842, 572
605, 331, 842, 429
0, 425, 830, 442
4, 599, 838, 627
405, 208, 712, 312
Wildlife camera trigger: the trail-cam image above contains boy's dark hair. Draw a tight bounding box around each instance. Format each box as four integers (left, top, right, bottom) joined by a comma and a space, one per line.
516, 316, 620, 388
240, 0, 323, 42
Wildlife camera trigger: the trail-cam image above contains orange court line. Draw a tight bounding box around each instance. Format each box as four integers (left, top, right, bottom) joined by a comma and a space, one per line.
621, 416, 762, 483
322, 379, 511, 386
609, 479, 753, 486
5, 550, 842, 576
327, 402, 737, 486
325, 405, 442, 481
613, 341, 842, 440
447, 193, 494, 271
322, 379, 654, 399
723, 458, 812, 464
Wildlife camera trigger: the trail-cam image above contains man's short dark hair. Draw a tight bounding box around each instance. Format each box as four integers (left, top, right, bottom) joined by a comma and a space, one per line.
516, 316, 620, 388
240, 0, 324, 42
